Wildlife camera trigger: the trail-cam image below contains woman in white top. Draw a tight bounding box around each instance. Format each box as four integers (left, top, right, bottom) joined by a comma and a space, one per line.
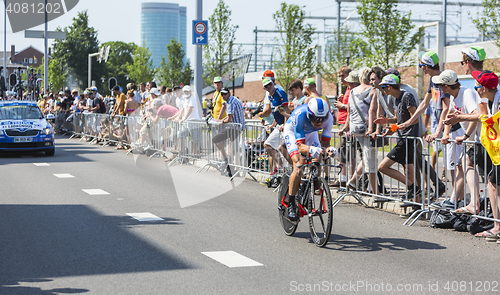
338, 67, 379, 195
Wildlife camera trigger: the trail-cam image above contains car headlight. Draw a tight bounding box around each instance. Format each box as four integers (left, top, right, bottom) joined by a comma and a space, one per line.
0, 130, 4, 136
44, 127, 52, 135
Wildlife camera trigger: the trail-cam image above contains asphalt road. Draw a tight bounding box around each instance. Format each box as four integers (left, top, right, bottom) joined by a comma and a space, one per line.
1, 136, 499, 295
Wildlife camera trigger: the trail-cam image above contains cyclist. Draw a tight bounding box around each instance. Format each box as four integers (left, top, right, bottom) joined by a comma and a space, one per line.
283, 97, 335, 221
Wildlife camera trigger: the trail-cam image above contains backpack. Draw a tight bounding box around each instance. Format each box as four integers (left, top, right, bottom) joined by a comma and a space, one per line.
429, 200, 457, 228
96, 98, 106, 114
467, 211, 494, 235
430, 209, 455, 229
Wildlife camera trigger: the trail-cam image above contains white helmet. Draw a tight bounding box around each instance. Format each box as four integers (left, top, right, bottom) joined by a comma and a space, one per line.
307, 98, 329, 122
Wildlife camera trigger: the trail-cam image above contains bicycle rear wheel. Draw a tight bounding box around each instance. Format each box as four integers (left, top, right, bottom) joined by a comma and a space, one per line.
278, 174, 298, 236
308, 177, 333, 247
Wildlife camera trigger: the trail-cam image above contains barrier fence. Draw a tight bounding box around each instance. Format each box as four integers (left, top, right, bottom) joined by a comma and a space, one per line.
62, 112, 500, 229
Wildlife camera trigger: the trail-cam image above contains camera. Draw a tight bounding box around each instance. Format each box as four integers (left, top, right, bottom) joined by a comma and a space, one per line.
251, 103, 264, 117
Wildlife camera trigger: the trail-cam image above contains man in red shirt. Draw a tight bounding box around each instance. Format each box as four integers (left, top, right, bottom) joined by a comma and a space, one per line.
331, 66, 357, 187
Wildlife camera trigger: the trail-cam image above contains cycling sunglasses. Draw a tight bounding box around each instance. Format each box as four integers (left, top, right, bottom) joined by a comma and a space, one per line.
310, 114, 327, 123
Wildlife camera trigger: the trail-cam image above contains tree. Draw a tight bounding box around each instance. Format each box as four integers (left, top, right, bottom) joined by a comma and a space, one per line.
157, 38, 193, 87
273, 3, 315, 90
126, 42, 156, 85
357, 0, 424, 69
203, 0, 239, 85
321, 26, 370, 86
51, 10, 104, 90
102, 41, 137, 92
472, 0, 500, 48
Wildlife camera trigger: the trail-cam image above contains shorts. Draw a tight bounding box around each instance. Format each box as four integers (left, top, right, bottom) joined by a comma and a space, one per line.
433, 140, 443, 153
488, 165, 500, 186
387, 137, 415, 165
466, 142, 492, 176
213, 126, 241, 144
353, 134, 377, 173
283, 127, 320, 157
444, 130, 464, 170
264, 127, 283, 150
445, 142, 463, 170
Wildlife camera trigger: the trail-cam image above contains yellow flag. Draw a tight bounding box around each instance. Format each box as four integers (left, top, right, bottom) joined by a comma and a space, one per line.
480, 111, 500, 165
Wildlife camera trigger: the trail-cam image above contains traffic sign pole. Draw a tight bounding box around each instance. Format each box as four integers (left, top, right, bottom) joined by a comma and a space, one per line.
194, 0, 204, 115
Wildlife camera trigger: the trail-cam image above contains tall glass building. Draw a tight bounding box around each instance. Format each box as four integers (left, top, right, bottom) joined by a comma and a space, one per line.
141, 2, 187, 68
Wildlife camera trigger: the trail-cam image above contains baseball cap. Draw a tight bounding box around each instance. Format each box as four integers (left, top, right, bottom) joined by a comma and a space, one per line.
90, 86, 98, 91
419, 51, 439, 67
304, 78, 315, 87
472, 70, 498, 90
84, 90, 90, 95
183, 85, 191, 92
173, 85, 181, 90
213, 76, 222, 83
431, 70, 458, 85
344, 71, 359, 83
150, 87, 160, 96
385, 68, 401, 80
462, 46, 486, 61
261, 70, 275, 78
262, 77, 273, 86
380, 74, 400, 86
220, 87, 230, 94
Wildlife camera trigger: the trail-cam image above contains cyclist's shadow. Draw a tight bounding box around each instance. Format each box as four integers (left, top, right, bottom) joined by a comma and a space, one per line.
291, 232, 446, 251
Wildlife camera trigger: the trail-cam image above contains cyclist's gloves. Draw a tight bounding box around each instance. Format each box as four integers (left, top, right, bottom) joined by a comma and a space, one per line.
309, 146, 322, 158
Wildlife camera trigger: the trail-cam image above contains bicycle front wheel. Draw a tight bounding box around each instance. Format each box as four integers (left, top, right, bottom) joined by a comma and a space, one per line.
308, 177, 333, 247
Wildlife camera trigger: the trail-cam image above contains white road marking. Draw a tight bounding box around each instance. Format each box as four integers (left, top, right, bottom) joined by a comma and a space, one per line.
202, 251, 263, 268
33, 163, 50, 166
82, 189, 109, 195
53, 173, 75, 178
126, 213, 164, 222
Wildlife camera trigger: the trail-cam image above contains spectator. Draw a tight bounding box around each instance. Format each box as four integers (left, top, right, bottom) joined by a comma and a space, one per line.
212, 87, 246, 177
259, 77, 290, 175
331, 66, 352, 187
339, 67, 378, 195
111, 85, 126, 117
375, 74, 421, 200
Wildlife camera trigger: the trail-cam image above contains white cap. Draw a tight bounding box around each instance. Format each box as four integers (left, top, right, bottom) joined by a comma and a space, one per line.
183, 85, 191, 92
90, 86, 98, 91
431, 70, 458, 86
150, 87, 160, 96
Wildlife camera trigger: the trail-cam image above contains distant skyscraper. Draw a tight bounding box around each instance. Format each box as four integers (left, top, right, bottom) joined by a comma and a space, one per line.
141, 2, 187, 68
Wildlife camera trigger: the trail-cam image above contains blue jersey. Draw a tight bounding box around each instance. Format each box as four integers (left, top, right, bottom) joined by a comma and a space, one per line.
286, 104, 333, 144
267, 87, 288, 125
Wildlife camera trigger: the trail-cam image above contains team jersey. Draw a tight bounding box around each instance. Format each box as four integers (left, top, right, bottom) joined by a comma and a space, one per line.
285, 104, 333, 145
266, 87, 288, 125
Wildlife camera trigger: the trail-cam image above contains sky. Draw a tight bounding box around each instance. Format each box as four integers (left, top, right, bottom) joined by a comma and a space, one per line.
0, 0, 484, 68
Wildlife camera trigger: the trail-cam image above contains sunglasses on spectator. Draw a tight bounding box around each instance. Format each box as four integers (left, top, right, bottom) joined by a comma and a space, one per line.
309, 115, 327, 123
418, 64, 431, 68
380, 85, 389, 89
474, 85, 483, 90
460, 61, 466, 66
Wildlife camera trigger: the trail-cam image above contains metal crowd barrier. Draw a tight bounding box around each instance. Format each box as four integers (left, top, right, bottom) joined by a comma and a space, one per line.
331, 130, 500, 227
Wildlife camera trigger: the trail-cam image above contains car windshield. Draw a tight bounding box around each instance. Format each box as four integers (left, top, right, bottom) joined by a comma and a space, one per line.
0, 105, 44, 120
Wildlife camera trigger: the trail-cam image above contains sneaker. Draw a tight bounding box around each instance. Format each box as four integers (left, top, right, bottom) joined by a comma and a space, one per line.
287, 203, 299, 221
403, 185, 421, 201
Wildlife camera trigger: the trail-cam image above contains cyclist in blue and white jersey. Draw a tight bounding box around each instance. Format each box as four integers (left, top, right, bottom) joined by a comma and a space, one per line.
283, 98, 336, 220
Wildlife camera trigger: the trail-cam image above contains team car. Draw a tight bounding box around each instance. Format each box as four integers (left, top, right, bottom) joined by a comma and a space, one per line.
0, 100, 55, 156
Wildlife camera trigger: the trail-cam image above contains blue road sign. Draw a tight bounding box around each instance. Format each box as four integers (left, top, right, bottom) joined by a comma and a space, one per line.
192, 20, 208, 45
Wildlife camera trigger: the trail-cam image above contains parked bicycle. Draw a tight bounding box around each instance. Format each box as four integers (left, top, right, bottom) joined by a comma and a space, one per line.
278, 155, 341, 247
